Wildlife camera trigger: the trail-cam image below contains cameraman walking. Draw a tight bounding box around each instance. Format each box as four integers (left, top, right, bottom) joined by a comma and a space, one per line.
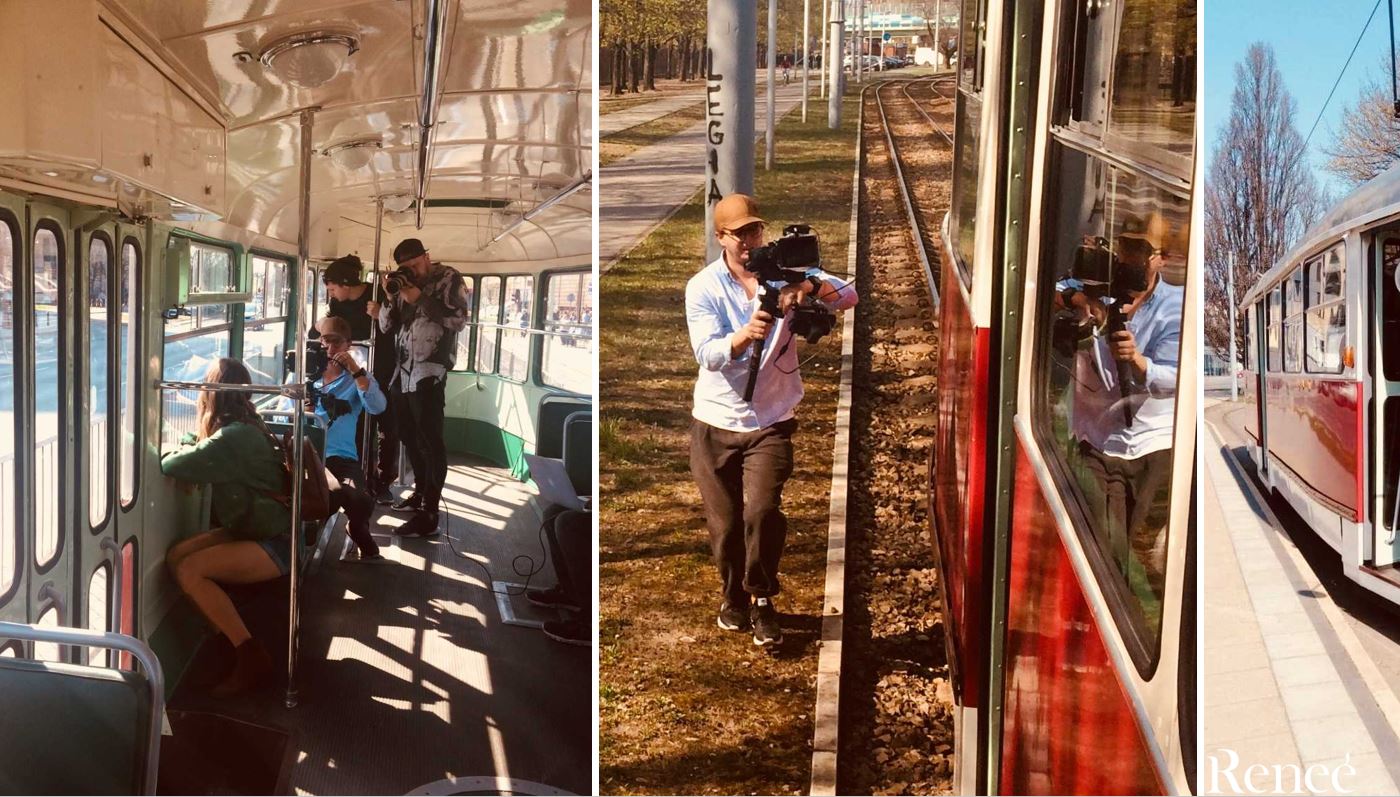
367, 239, 471, 537
685, 194, 857, 647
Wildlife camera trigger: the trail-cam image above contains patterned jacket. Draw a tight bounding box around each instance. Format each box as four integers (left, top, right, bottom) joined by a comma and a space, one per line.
377, 262, 471, 392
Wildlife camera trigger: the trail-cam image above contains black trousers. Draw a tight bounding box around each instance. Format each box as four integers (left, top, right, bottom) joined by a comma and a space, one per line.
326, 456, 377, 557
689, 417, 797, 602
365, 355, 400, 490
393, 377, 447, 512
1078, 443, 1173, 574
545, 508, 592, 609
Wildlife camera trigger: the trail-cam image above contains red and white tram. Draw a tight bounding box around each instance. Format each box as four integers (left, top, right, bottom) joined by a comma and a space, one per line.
930, 0, 1196, 793
1240, 162, 1400, 605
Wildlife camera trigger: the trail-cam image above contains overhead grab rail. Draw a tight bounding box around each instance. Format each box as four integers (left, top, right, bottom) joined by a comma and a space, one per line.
415, 0, 452, 229
482, 171, 593, 249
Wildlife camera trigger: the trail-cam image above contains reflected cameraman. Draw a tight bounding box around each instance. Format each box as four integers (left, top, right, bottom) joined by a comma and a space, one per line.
367, 238, 470, 538
685, 193, 858, 648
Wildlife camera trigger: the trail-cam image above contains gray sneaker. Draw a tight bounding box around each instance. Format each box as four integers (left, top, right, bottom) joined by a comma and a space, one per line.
751, 598, 782, 647
717, 599, 750, 631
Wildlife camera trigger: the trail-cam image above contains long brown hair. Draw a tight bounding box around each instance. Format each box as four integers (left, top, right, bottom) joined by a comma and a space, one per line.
196, 358, 274, 442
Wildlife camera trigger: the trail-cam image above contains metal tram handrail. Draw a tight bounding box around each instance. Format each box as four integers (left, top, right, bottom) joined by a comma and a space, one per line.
154, 380, 305, 399
0, 620, 165, 795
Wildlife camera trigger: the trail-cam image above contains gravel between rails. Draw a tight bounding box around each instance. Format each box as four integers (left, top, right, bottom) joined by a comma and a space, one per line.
836, 81, 957, 796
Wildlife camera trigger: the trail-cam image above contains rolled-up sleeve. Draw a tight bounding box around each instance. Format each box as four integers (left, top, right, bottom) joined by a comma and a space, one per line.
1143, 322, 1179, 398
817, 271, 859, 311
685, 280, 736, 371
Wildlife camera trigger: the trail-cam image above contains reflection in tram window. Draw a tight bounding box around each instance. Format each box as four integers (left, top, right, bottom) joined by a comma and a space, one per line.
952, 90, 981, 285
34, 227, 60, 567
958, 0, 984, 90
34, 606, 58, 662
245, 256, 290, 385
477, 275, 502, 373
500, 275, 534, 382
1038, 143, 1189, 648
1284, 268, 1304, 373
89, 236, 112, 528
1305, 247, 1346, 374
1060, 0, 1117, 130
542, 271, 594, 394
1267, 285, 1283, 371
0, 219, 13, 596
86, 565, 109, 666
119, 241, 138, 507
1108, 0, 1195, 158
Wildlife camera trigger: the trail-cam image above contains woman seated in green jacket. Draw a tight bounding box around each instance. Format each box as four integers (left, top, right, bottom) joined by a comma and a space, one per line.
161, 357, 292, 696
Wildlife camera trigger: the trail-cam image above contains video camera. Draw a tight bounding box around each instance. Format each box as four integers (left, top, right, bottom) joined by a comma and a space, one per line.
284, 339, 330, 407
1055, 235, 1145, 424
382, 265, 416, 296
739, 225, 838, 401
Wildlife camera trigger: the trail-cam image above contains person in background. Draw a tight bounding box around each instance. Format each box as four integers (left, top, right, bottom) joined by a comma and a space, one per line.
313, 254, 400, 504
162, 358, 291, 696
309, 315, 389, 561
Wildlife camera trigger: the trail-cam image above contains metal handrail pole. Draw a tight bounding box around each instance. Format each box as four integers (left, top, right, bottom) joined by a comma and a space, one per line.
286, 107, 316, 709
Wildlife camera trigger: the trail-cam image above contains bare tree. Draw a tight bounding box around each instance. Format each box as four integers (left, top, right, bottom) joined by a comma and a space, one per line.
1205, 43, 1328, 358
1324, 58, 1400, 185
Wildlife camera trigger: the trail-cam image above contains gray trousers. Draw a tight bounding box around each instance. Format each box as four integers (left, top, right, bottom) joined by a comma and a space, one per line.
689, 417, 797, 602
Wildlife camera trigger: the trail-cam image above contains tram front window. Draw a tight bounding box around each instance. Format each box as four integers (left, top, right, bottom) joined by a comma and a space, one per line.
1108, 0, 1195, 157
1038, 143, 1190, 652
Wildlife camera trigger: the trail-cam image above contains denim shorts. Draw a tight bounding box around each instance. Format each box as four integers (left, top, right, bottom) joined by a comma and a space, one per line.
257, 534, 292, 577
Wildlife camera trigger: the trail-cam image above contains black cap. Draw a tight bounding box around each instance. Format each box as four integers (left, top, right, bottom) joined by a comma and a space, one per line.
393, 238, 428, 264
322, 254, 363, 285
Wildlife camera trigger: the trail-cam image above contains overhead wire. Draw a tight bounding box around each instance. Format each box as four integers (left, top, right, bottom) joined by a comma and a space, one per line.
1304, 0, 1385, 149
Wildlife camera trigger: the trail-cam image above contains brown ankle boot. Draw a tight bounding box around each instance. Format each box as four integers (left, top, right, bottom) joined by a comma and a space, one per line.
212, 639, 274, 697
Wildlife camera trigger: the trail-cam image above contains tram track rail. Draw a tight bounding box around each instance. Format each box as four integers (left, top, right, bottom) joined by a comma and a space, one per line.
818, 75, 957, 795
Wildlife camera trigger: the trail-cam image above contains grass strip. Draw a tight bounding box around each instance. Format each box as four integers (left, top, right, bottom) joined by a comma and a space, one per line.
599, 87, 863, 796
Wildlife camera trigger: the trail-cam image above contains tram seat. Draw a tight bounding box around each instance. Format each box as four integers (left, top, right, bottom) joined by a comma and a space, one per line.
561, 411, 592, 498
0, 623, 164, 796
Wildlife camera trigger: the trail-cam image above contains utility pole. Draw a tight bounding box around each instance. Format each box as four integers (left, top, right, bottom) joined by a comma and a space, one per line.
765, 0, 776, 169
704, 0, 756, 262
934, 0, 942, 70
854, 0, 862, 83
819, 0, 828, 98
1228, 250, 1238, 402
802, 0, 811, 121
828, 0, 843, 128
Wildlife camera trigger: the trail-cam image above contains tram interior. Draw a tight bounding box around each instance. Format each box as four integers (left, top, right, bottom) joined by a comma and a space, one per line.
0, 0, 592, 794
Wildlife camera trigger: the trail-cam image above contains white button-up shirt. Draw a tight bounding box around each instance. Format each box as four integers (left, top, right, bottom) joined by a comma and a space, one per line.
685, 254, 858, 432
1078, 280, 1183, 459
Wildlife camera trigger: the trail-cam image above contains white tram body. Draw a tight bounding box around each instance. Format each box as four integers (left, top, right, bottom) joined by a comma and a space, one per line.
1240, 162, 1400, 605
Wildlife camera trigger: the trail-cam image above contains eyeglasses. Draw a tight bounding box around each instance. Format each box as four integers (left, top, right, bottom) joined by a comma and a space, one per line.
724, 224, 765, 241
320, 335, 345, 345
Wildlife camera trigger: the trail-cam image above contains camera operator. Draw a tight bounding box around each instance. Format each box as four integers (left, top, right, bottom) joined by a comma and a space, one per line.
1065, 213, 1182, 570
685, 193, 858, 648
311, 254, 399, 504
366, 238, 470, 538
308, 316, 389, 561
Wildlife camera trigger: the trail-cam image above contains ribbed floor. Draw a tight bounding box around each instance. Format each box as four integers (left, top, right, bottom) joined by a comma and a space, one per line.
166, 455, 591, 796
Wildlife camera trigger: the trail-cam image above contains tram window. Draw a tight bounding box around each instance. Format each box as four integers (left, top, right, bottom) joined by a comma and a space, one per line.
951, 90, 981, 285
1035, 141, 1189, 659
118, 539, 135, 670
477, 276, 502, 374
1306, 246, 1346, 374
0, 216, 15, 598
163, 245, 234, 447
1058, 0, 1116, 130
541, 271, 594, 394
190, 242, 234, 293
89, 235, 113, 529
452, 276, 479, 371
303, 265, 326, 336
1107, 0, 1195, 159
1284, 268, 1303, 373
1267, 287, 1282, 371
0, 644, 15, 657
958, 0, 985, 91
1244, 307, 1256, 372
500, 276, 534, 383
245, 256, 290, 386
34, 226, 62, 568
119, 241, 140, 508
86, 565, 110, 666
34, 606, 59, 663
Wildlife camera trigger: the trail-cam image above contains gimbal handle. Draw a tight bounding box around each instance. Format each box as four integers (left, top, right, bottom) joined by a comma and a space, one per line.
743, 284, 783, 403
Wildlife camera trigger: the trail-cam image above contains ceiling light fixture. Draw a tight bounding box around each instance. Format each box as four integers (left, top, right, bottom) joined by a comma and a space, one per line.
380, 193, 415, 213
258, 32, 359, 89
322, 137, 382, 170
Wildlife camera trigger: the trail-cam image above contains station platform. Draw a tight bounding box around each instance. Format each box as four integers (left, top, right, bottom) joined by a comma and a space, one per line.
598, 80, 812, 268
1204, 399, 1400, 794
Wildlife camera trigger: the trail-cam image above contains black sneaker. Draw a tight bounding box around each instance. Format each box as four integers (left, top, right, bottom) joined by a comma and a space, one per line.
370, 484, 394, 505
717, 599, 750, 631
542, 617, 590, 647
751, 598, 782, 647
394, 510, 440, 537
527, 584, 578, 611
391, 492, 422, 513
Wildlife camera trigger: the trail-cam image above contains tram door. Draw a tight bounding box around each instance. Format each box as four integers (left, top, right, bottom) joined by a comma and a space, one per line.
1253, 302, 1268, 473
1371, 233, 1400, 566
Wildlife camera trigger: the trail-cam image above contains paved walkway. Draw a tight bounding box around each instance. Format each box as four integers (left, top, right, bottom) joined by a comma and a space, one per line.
599, 82, 811, 269
1203, 400, 1400, 795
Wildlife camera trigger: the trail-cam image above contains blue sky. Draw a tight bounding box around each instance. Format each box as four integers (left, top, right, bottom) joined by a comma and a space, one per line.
1205, 0, 1394, 195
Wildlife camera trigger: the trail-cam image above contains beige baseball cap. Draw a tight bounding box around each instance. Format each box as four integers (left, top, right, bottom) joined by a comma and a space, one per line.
713, 194, 765, 233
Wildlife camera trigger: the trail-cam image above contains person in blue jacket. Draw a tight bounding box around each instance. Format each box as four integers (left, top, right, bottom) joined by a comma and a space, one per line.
309, 316, 389, 560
